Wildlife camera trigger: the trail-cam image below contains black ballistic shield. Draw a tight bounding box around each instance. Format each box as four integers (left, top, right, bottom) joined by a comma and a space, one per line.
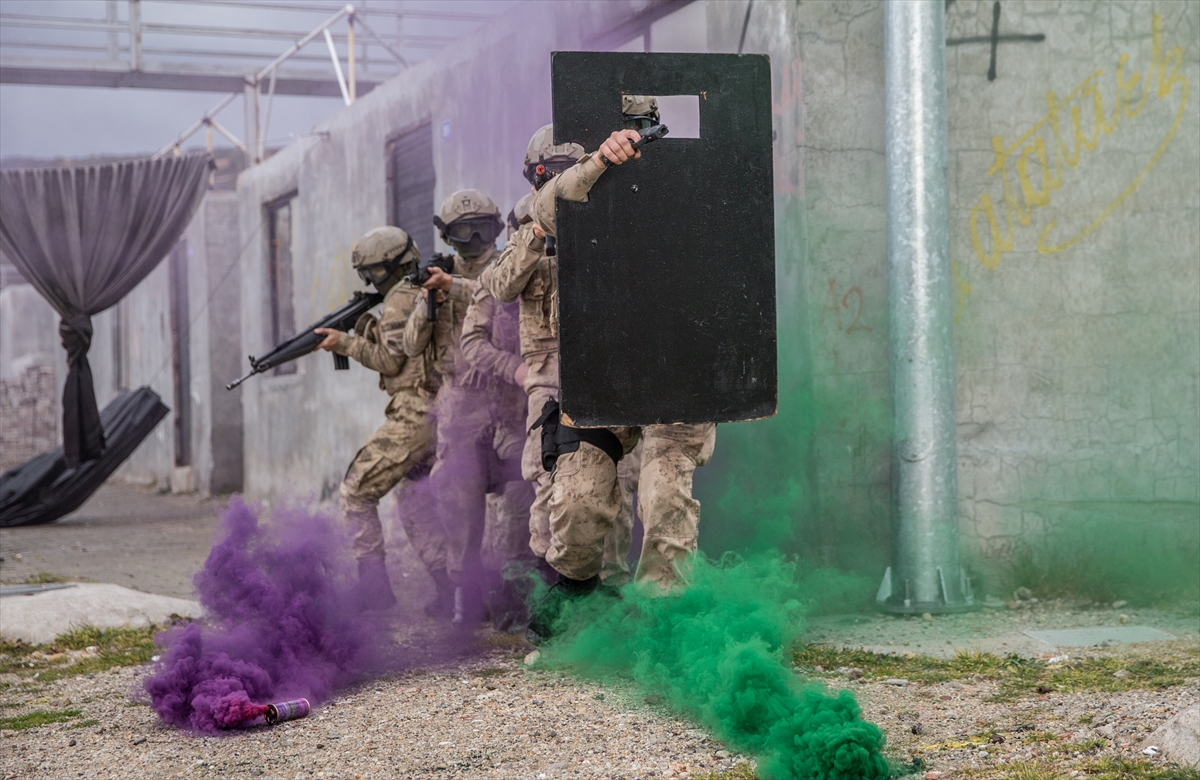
551, 52, 777, 426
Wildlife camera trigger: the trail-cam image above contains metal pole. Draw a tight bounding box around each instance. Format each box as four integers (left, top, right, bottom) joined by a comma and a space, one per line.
260, 66, 277, 160
106, 0, 118, 60
129, 0, 142, 70
243, 76, 260, 165
347, 14, 356, 103
877, 0, 974, 615
323, 28, 351, 106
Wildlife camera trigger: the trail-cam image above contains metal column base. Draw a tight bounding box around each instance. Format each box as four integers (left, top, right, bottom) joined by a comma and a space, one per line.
874, 565, 981, 615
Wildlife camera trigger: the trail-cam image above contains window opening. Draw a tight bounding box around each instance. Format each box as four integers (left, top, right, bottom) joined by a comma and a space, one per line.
386, 122, 436, 259
266, 193, 297, 375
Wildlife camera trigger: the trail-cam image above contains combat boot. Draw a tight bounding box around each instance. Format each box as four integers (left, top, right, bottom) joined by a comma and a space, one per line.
525, 573, 599, 645
357, 557, 398, 612
424, 569, 456, 619
452, 580, 488, 626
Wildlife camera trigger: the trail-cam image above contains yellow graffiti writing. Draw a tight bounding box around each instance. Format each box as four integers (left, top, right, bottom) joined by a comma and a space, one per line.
969, 13, 1188, 270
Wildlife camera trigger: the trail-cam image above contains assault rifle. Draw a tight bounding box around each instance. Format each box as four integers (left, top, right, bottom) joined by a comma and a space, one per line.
225, 290, 383, 390
405, 251, 456, 320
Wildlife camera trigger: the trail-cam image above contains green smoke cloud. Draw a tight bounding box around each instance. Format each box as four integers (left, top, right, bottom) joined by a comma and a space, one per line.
541, 554, 891, 780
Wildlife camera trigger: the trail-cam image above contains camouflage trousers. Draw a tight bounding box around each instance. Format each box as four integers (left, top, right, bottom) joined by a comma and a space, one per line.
635, 422, 717, 588
603, 440, 642, 586
484, 395, 536, 571
339, 391, 445, 572
520, 351, 630, 581
545, 422, 716, 587
432, 385, 532, 581
520, 353, 558, 560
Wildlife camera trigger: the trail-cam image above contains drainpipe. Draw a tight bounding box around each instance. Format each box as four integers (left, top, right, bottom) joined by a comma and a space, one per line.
877, 0, 975, 614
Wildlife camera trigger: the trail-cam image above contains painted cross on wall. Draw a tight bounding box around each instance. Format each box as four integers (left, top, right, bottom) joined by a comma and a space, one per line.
946, 0, 1045, 81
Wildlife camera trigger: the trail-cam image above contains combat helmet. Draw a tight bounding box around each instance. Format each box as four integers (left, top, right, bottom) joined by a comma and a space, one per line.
523, 124, 586, 188
507, 192, 534, 234
621, 95, 660, 130
434, 189, 503, 258
351, 226, 420, 293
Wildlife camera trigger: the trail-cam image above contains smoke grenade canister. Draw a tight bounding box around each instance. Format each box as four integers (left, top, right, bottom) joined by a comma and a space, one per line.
265, 698, 310, 724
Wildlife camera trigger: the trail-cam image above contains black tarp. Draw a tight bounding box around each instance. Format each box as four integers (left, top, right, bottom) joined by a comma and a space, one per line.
0, 154, 209, 466
0, 387, 169, 528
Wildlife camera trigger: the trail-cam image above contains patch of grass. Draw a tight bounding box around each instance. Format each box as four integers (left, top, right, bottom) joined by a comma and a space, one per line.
22, 572, 69, 584
0, 624, 163, 682
693, 765, 757, 780
960, 757, 1200, 779
0, 708, 81, 731
1020, 731, 1058, 744
67, 719, 100, 730
793, 644, 1200, 701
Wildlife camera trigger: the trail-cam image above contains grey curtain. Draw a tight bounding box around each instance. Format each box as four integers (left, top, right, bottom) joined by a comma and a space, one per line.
0, 153, 210, 466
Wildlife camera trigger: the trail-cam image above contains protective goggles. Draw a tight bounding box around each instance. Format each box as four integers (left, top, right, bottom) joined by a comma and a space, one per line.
523, 156, 576, 187
355, 234, 413, 286
440, 217, 501, 244
357, 264, 394, 286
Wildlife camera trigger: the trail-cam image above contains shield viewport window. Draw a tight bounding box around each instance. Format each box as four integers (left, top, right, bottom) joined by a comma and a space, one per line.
646, 94, 700, 138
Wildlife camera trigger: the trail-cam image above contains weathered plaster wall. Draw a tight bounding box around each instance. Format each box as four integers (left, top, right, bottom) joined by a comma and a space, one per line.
946, 0, 1200, 575
88, 190, 243, 494
232, 0, 1199, 583
719, 0, 1199, 581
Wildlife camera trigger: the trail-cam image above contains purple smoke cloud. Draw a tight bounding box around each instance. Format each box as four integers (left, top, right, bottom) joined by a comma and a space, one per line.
144, 498, 391, 732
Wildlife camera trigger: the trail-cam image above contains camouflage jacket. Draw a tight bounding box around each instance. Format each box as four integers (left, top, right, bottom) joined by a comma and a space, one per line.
486, 152, 608, 361
333, 281, 432, 398
460, 264, 526, 423
402, 245, 498, 388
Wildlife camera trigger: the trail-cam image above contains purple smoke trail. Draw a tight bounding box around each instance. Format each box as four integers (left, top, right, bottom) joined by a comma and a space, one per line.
145, 498, 389, 732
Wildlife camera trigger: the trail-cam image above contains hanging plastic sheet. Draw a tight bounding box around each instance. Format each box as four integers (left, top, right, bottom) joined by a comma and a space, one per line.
0, 387, 169, 528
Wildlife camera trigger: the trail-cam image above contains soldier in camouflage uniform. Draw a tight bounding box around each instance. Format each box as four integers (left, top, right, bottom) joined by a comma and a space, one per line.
498, 101, 717, 637
403, 189, 507, 623
314, 226, 452, 614
460, 262, 536, 628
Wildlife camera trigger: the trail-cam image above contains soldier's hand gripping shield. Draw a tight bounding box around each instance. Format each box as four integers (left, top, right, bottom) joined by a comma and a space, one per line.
551, 52, 777, 425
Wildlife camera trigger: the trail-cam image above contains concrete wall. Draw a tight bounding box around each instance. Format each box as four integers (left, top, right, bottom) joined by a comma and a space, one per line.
87, 190, 243, 494
235, 0, 696, 500
233, 0, 1199, 578
0, 283, 58, 471
720, 0, 1198, 577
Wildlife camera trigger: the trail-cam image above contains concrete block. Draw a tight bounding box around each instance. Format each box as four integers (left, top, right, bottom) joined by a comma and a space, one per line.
171, 466, 194, 494
0, 583, 202, 645
1143, 705, 1200, 768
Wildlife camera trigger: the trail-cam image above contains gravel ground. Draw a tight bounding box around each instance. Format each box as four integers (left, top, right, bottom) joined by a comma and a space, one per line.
2, 483, 1196, 779
0, 639, 751, 780
817, 641, 1200, 777
2, 632, 1196, 779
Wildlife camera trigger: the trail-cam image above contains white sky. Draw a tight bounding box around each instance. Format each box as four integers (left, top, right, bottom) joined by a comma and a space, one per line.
0, 0, 519, 160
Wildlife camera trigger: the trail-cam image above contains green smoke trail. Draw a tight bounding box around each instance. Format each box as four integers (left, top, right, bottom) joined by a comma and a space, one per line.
542, 555, 890, 780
